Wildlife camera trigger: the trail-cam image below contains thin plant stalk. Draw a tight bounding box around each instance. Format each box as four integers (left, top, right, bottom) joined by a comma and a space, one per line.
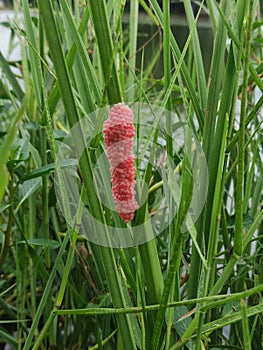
241, 299, 252, 350
127, 0, 139, 102
234, 0, 253, 257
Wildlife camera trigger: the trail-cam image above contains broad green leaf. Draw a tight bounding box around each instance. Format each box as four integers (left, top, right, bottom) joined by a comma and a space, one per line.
16, 178, 41, 212
173, 306, 194, 350
227, 214, 254, 229
22, 158, 78, 181
7, 138, 30, 166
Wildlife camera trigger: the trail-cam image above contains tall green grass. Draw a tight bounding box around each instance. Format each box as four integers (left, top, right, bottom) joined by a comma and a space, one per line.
0, 0, 262, 349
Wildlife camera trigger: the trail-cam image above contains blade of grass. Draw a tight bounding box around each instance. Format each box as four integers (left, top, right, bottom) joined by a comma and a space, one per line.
21, 0, 42, 107
210, 0, 263, 95
148, 0, 204, 129
151, 150, 194, 350
47, 5, 92, 115
194, 113, 229, 349
23, 232, 70, 349
183, 0, 207, 112
205, 0, 218, 33
163, 2, 175, 347
163, 0, 172, 155
0, 99, 26, 203
127, 0, 139, 102
202, 0, 229, 170
59, 0, 101, 110
227, 94, 263, 152
170, 303, 263, 349
241, 299, 252, 350
203, 0, 246, 251
0, 50, 24, 100
234, 0, 253, 257
89, 0, 122, 104
136, 127, 164, 308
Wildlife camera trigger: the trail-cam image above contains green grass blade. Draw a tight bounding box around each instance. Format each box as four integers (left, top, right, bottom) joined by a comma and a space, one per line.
126, 0, 139, 102
38, 1, 79, 127
60, 0, 101, 109
202, 0, 229, 168
89, 0, 122, 104
0, 51, 24, 100
21, 0, 42, 107
23, 234, 70, 349
241, 299, 252, 350
183, 0, 207, 111
148, 0, 204, 128
234, 0, 253, 257
0, 99, 26, 202
47, 5, 92, 115
151, 154, 194, 349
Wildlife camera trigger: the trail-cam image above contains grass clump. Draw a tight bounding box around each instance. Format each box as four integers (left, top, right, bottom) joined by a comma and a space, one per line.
0, 0, 262, 349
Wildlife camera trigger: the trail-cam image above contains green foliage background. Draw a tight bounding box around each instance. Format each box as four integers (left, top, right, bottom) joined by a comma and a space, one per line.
0, 0, 262, 349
